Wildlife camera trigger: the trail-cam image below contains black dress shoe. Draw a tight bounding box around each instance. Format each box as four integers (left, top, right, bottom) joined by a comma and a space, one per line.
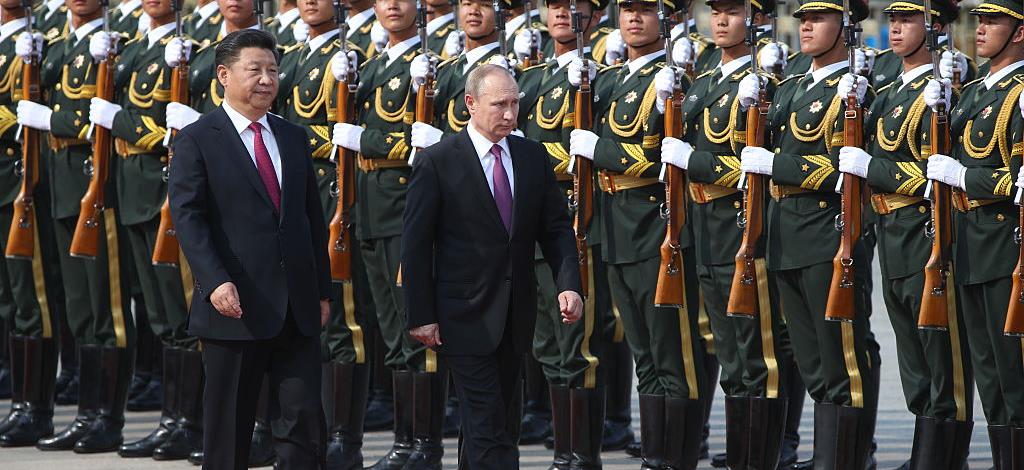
187, 450, 203, 466
126, 377, 163, 412
73, 416, 124, 453
0, 410, 54, 447
36, 417, 92, 450
625, 440, 641, 458
601, 421, 636, 451
790, 458, 814, 470
249, 423, 277, 467
519, 412, 552, 445
710, 452, 728, 468
54, 375, 79, 406
778, 440, 799, 468
117, 421, 175, 458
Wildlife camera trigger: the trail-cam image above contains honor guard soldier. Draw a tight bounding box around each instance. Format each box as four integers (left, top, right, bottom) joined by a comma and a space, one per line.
35, 0, 67, 43
835, 0, 975, 467
0, 0, 67, 448
668, 2, 718, 74
75, 0, 202, 461
736, 0, 883, 467
342, 0, 380, 57
927, 0, 1024, 466
660, 0, 793, 467
869, 21, 977, 90
423, 0, 455, 57
568, 0, 711, 466
505, 0, 552, 64
514, 0, 609, 465
330, 0, 448, 467
275, 0, 372, 467
267, 0, 306, 46
15, 0, 137, 454
183, 0, 223, 48
110, 0, 144, 36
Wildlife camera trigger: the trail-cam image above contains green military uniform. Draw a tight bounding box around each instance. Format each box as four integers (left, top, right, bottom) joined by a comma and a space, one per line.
586, 0, 706, 467
35, 1, 68, 44
425, 12, 456, 59
345, 9, 379, 58
266, 9, 302, 47
182, 2, 222, 48
669, 21, 717, 75
275, 31, 375, 469
760, 1, 880, 467
33, 15, 136, 454
944, 1, 1024, 465
0, 17, 66, 448
110, 0, 144, 37
871, 41, 978, 90
102, 24, 204, 461
503, 4, 554, 65
589, 19, 614, 67
432, 44, 501, 135
851, 2, 975, 467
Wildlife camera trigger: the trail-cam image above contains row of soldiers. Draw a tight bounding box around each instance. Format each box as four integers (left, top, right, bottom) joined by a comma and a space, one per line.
0, 0, 1022, 469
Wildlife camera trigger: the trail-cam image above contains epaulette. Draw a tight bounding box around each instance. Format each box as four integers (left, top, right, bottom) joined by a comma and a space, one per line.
437, 55, 460, 69
521, 62, 546, 73
598, 63, 624, 73
358, 21, 374, 34
875, 81, 895, 94
1014, 75, 1024, 86
875, 48, 893, 57
695, 69, 714, 80
434, 23, 455, 37
962, 77, 985, 89
282, 42, 304, 54
778, 73, 804, 86
998, 76, 1018, 89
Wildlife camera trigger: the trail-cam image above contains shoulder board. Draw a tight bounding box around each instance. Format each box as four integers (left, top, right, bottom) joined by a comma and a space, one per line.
437, 55, 460, 68
1014, 75, 1024, 86
522, 62, 546, 73
962, 77, 984, 89
875, 48, 893, 56
778, 73, 804, 85
875, 81, 895, 94
695, 69, 714, 80
434, 23, 455, 37
730, 70, 749, 81
599, 63, 624, 73
282, 42, 304, 54
359, 21, 374, 34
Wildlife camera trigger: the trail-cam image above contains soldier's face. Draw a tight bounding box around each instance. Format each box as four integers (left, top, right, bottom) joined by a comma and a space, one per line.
0, 0, 21, 8
466, 71, 520, 141
68, 0, 101, 17
619, 3, 659, 48
218, 47, 280, 114
546, 0, 597, 44
426, 0, 450, 9
798, 12, 842, 56
976, 15, 1024, 59
709, 2, 745, 48
299, 0, 335, 26
460, 0, 496, 39
375, 0, 417, 33
143, 0, 174, 20
887, 12, 928, 57
218, 0, 256, 25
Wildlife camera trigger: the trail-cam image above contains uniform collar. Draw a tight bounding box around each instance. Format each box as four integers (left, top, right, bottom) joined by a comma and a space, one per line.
147, 21, 176, 48
553, 47, 591, 71
0, 18, 28, 44
506, 9, 538, 34
384, 34, 421, 66
623, 49, 665, 82
464, 41, 500, 71
276, 8, 301, 33
222, 99, 271, 135
196, 1, 220, 23
717, 55, 751, 83
897, 63, 931, 92
426, 12, 454, 35
984, 59, 1024, 90
467, 119, 511, 163
218, 22, 260, 41
306, 29, 339, 59
806, 60, 846, 88
72, 17, 103, 43
117, 0, 141, 17
345, 8, 375, 36
45, 0, 63, 14
670, 19, 697, 40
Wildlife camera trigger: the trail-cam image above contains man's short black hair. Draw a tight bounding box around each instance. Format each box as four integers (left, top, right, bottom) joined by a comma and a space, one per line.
215, 29, 279, 69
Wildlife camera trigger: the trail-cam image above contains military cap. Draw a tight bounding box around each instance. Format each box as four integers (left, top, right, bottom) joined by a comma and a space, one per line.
793, 0, 869, 22
617, 0, 683, 13
883, 0, 958, 24
706, 0, 776, 15
970, 0, 1024, 20
543, 0, 611, 11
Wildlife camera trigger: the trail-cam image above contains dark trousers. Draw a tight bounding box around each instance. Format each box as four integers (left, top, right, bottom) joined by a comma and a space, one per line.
200, 313, 326, 470
446, 333, 524, 470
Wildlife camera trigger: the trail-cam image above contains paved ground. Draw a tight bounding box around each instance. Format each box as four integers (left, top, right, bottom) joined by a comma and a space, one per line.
0, 263, 1002, 469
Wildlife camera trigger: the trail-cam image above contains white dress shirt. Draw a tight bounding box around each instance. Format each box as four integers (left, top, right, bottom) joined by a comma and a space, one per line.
984, 60, 1024, 90
305, 29, 339, 60
72, 17, 103, 43
464, 42, 500, 74
805, 60, 847, 90
622, 49, 665, 82
897, 63, 932, 92
467, 120, 514, 198
276, 8, 301, 33
146, 22, 176, 49
194, 1, 220, 27
426, 13, 454, 35
0, 18, 27, 44
222, 100, 283, 187
714, 55, 751, 84
346, 8, 375, 39
384, 35, 421, 67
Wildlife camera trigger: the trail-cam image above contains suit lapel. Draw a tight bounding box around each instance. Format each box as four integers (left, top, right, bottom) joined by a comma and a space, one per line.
268, 115, 292, 222
457, 131, 506, 236
509, 137, 525, 238
212, 107, 276, 212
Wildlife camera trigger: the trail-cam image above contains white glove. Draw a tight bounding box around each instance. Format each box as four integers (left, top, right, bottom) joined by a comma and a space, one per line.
511, 129, 524, 137
165, 102, 201, 131
567, 56, 597, 87
88, 97, 121, 130
16, 101, 51, 131
837, 74, 868, 105
737, 74, 761, 111
654, 67, 675, 114
661, 137, 692, 170
671, 37, 694, 68
410, 54, 436, 93
292, 20, 309, 43
332, 122, 364, 153
1019, 84, 1024, 118
411, 122, 443, 148
1016, 166, 1024, 190
838, 146, 872, 178
740, 146, 774, 176
488, 54, 517, 72
15, 32, 43, 61
370, 21, 388, 54
89, 31, 118, 62
853, 47, 875, 76
164, 37, 191, 67
926, 154, 966, 190
444, 30, 464, 56
569, 129, 598, 160
513, 28, 541, 60
923, 78, 952, 112
939, 50, 968, 80
331, 50, 358, 82
757, 42, 789, 73
604, 29, 624, 66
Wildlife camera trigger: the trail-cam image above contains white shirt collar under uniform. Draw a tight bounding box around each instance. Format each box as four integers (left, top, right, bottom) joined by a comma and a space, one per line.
506, 9, 539, 34
117, 0, 141, 18
552, 47, 591, 72
306, 29, 339, 59
897, 63, 931, 92
44, 0, 63, 19
0, 18, 27, 44
670, 18, 698, 40
73, 17, 103, 43
276, 8, 301, 33
384, 34, 421, 66
195, 1, 220, 26
464, 41, 500, 73
426, 12, 453, 35
345, 8, 375, 38
467, 120, 515, 198
222, 99, 283, 186
623, 49, 665, 82
218, 22, 260, 41
806, 60, 846, 89
984, 60, 1024, 90
715, 55, 751, 84
147, 22, 176, 49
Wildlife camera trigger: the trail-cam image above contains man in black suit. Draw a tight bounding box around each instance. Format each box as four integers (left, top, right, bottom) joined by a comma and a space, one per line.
168, 29, 331, 470
401, 64, 583, 470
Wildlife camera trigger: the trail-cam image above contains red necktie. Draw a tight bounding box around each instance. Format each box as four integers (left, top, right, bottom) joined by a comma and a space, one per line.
249, 122, 281, 212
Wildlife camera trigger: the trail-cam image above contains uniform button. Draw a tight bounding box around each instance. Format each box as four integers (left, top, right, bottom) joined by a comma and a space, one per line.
5, 148, 12, 156
733, 200, 741, 209
774, 148, 781, 152
819, 201, 827, 209
364, 102, 369, 109
780, 125, 786, 131
649, 196, 657, 202
318, 168, 326, 176
53, 104, 60, 111
398, 176, 408, 184
997, 213, 1005, 222
160, 156, 167, 163
565, 189, 572, 196
55, 84, 61, 91
918, 205, 926, 214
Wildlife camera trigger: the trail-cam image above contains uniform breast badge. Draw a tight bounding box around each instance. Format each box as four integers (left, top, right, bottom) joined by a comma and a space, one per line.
73, 54, 85, 69
981, 106, 993, 120
551, 86, 563, 100
624, 90, 637, 104
717, 94, 729, 108
146, 62, 159, 75
809, 100, 823, 114
308, 67, 320, 81
891, 105, 903, 119
388, 76, 401, 91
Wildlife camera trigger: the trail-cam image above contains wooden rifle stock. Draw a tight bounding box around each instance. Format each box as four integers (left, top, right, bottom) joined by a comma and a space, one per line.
1006, 139, 1024, 337
151, 60, 189, 267
727, 91, 768, 318
328, 73, 357, 283
6, 47, 40, 260
69, 48, 115, 259
824, 94, 863, 322
654, 85, 686, 307
918, 108, 953, 330
573, 74, 593, 297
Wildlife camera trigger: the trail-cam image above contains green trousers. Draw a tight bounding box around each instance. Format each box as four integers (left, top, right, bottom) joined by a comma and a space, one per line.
0, 194, 65, 338
123, 217, 194, 349
322, 232, 375, 365
959, 277, 1024, 425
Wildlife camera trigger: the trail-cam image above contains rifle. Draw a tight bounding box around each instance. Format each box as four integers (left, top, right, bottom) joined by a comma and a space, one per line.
494, 0, 507, 59
567, 0, 593, 298
520, 0, 540, 67
254, 0, 265, 30
1008, 161, 1024, 336
726, 0, 768, 318
328, 0, 358, 282
769, 1, 783, 77
947, 24, 961, 91
678, 0, 694, 80
152, 0, 187, 267
6, 0, 40, 260
918, 0, 953, 330
451, 0, 463, 55
653, 0, 687, 307
69, 0, 115, 259
824, 0, 863, 322
407, 0, 435, 167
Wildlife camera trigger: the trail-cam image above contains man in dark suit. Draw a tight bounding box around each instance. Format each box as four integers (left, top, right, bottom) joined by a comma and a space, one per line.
167, 29, 331, 470
401, 64, 583, 470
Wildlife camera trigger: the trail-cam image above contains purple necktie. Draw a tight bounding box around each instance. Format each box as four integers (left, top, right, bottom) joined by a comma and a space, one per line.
249, 122, 281, 212
490, 144, 513, 232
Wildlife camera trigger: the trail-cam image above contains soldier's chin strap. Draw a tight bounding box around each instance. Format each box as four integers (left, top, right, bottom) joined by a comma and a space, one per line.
988, 19, 1024, 63
812, 19, 844, 59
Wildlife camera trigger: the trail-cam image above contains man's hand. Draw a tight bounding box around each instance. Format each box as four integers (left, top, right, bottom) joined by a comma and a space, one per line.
89, 97, 122, 130
210, 282, 242, 318
320, 300, 330, 327
409, 323, 442, 347
558, 291, 583, 324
